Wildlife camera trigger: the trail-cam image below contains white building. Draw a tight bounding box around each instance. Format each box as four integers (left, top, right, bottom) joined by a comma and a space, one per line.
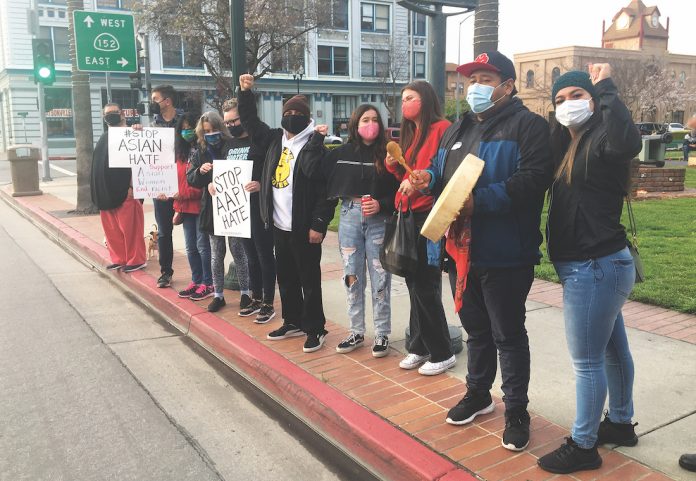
0, 0, 431, 156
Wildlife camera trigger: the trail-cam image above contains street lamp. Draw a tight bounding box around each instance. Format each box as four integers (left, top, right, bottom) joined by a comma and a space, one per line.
292, 66, 304, 95
456, 12, 475, 121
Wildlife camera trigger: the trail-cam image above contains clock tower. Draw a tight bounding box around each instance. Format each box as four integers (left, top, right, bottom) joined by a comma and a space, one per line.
602, 0, 669, 53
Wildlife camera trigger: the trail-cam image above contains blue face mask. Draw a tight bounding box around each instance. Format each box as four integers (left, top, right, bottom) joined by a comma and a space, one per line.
466, 82, 505, 114
204, 132, 222, 146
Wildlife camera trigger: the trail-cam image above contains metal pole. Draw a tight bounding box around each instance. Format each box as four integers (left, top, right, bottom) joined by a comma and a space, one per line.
408, 10, 413, 83
37, 83, 52, 181
105, 72, 112, 102
142, 33, 152, 126
21, 117, 28, 144
429, 5, 446, 108
455, 13, 474, 121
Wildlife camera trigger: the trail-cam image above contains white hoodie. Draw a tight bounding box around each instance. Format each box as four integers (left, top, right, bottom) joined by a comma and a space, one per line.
272, 119, 316, 231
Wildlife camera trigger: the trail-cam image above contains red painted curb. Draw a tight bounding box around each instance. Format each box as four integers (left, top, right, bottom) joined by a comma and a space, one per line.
3, 190, 479, 481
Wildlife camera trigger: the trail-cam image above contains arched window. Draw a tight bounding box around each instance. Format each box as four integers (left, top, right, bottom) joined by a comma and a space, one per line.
680, 71, 687, 86
551, 67, 561, 85
526, 70, 535, 89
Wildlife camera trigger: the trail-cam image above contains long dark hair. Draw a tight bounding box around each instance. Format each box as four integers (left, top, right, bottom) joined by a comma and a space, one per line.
175, 112, 199, 162
549, 107, 600, 183
347, 104, 387, 174
399, 80, 444, 166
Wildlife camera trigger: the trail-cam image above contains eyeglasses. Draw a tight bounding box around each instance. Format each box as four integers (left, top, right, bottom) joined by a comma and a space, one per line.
224, 118, 241, 127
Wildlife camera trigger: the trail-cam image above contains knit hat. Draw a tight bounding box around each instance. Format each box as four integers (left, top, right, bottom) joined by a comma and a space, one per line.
282, 95, 310, 117
551, 71, 597, 104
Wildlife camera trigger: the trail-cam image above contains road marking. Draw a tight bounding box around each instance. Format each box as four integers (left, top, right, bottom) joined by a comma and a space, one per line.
38, 161, 77, 177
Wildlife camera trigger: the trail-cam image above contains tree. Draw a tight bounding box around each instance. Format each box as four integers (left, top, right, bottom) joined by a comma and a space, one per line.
444, 98, 470, 122
372, 36, 410, 125
473, 0, 498, 57
134, 0, 331, 100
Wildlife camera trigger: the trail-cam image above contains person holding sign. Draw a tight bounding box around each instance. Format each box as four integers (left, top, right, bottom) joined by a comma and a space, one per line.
238, 73, 335, 353
91, 103, 146, 272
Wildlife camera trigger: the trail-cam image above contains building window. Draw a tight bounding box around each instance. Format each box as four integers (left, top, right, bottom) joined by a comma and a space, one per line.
361, 49, 389, 78
39, 26, 69, 63
526, 70, 535, 88
333, 95, 358, 119
318, 46, 349, 76
551, 67, 561, 85
45, 88, 73, 138
161, 35, 203, 69
413, 52, 425, 79
679, 71, 686, 87
329, 0, 349, 29
38, 0, 66, 4
101, 89, 140, 125
412, 12, 426, 37
361, 3, 390, 33
271, 43, 305, 73
96, 0, 135, 8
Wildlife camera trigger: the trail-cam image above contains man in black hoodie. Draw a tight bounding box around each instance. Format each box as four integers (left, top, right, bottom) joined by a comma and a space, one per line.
91, 103, 146, 272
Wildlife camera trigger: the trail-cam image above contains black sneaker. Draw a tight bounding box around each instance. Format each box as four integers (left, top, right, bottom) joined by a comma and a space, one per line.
254, 304, 275, 324
207, 296, 226, 313
178, 282, 198, 298
239, 296, 262, 316
445, 388, 495, 425
679, 453, 696, 472
538, 437, 602, 474
157, 272, 172, 288
502, 408, 531, 451
597, 412, 638, 447
304, 330, 328, 353
106, 263, 123, 271
267, 323, 303, 340
122, 263, 147, 273
336, 333, 364, 353
372, 335, 389, 358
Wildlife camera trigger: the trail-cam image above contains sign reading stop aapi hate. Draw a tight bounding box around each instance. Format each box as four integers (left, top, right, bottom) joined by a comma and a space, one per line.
108, 127, 175, 167
212, 160, 253, 238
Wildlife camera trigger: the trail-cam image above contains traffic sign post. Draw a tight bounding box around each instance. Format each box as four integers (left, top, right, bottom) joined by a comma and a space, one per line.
73, 10, 137, 73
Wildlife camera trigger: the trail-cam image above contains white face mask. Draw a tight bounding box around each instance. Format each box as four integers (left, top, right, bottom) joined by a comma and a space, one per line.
555, 99, 593, 128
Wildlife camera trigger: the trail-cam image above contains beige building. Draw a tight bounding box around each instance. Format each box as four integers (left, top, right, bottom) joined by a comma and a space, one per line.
514, 0, 696, 123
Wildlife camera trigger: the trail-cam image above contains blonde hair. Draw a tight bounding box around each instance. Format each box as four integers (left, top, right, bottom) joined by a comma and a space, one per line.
222, 98, 238, 113
195, 110, 232, 150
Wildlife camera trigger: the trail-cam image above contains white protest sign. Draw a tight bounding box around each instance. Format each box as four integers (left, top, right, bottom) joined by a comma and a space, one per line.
212, 160, 253, 238
108, 127, 175, 167
132, 163, 178, 199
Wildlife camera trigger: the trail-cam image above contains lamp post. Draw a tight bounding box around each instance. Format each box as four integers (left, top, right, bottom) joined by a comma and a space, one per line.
292, 66, 304, 94
456, 13, 475, 121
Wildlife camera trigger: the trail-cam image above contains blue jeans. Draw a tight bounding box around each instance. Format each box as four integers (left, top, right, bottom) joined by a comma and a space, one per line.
181, 213, 212, 286
554, 247, 636, 449
338, 200, 391, 336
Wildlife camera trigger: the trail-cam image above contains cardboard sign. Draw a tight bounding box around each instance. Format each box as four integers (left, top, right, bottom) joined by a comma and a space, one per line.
131, 163, 178, 199
212, 160, 253, 238
108, 127, 175, 168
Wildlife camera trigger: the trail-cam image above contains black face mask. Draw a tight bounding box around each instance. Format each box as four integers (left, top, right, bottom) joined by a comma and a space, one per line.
149, 101, 161, 115
104, 112, 122, 126
228, 124, 245, 138
281, 114, 309, 135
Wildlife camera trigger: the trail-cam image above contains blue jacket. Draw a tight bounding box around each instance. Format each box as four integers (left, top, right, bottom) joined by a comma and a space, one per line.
425, 98, 553, 268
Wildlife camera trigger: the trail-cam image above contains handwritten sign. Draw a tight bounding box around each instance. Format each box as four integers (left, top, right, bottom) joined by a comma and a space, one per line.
212, 160, 253, 238
132, 163, 178, 199
108, 127, 175, 167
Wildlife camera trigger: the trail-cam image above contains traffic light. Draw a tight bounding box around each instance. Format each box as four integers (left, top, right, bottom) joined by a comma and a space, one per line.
32, 38, 56, 86
129, 70, 143, 90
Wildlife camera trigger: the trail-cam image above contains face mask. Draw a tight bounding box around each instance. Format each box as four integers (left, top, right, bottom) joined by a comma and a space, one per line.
228, 124, 245, 138
358, 122, 380, 142
204, 132, 222, 145
104, 112, 121, 126
466, 81, 507, 114
149, 101, 161, 115
401, 100, 421, 120
281, 114, 309, 135
180, 129, 195, 142
555, 99, 593, 128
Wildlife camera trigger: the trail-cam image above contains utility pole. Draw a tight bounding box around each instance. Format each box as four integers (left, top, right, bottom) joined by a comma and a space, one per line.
29, 0, 52, 181
473, 0, 498, 57
229, 0, 246, 91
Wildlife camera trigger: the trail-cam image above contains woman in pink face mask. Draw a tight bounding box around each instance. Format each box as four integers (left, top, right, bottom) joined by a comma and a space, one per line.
323, 105, 400, 358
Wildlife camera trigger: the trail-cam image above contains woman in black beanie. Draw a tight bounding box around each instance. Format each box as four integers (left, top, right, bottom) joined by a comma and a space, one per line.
538, 64, 642, 474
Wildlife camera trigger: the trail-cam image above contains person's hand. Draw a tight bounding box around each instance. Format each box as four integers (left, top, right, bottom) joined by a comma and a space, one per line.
410, 170, 431, 190
239, 74, 254, 91
385, 152, 397, 166
398, 178, 414, 197
244, 181, 260, 193
361, 198, 380, 217
199, 162, 213, 174
156, 193, 168, 201
314, 124, 328, 136
461, 195, 474, 217
589, 63, 611, 84
172, 192, 179, 200
131, 123, 143, 131
308, 229, 324, 244
208, 182, 216, 197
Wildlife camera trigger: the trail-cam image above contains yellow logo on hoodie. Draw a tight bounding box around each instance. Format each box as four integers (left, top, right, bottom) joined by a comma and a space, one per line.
272, 147, 293, 189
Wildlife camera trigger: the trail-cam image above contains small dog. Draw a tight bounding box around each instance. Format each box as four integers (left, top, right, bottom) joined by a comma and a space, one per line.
146, 224, 159, 259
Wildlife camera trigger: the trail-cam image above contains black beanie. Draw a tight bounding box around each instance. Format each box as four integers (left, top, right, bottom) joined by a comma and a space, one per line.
282, 95, 310, 117
551, 71, 597, 104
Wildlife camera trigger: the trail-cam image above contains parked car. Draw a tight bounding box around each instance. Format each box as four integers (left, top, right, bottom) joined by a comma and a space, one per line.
666, 122, 685, 132
635, 122, 667, 136
385, 127, 400, 142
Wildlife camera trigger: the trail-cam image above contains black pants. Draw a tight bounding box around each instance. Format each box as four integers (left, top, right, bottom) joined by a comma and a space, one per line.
273, 227, 325, 335
405, 212, 452, 363
245, 196, 276, 303
153, 198, 174, 275
450, 262, 534, 410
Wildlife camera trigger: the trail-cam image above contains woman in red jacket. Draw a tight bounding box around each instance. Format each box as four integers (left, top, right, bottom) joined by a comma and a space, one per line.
385, 80, 454, 376
173, 112, 213, 300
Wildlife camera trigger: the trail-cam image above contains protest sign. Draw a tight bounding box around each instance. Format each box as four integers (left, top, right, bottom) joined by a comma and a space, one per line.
108, 127, 175, 167
132, 163, 178, 199
212, 160, 253, 238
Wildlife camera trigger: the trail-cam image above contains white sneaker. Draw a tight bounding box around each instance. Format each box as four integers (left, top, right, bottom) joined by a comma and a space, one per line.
399, 353, 430, 370
418, 355, 456, 376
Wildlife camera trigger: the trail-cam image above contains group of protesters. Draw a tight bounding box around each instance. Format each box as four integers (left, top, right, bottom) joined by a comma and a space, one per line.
91, 50, 655, 474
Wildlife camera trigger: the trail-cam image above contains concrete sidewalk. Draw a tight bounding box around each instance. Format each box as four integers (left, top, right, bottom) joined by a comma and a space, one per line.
3, 176, 695, 481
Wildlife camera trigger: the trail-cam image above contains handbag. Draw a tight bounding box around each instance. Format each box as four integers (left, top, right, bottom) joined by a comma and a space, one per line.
625, 195, 645, 283
380, 200, 419, 278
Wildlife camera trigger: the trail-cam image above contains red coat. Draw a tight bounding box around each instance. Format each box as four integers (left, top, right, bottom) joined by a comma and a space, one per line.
173, 154, 203, 214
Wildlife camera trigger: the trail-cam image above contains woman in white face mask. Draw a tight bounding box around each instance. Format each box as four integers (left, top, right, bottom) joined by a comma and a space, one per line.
538, 64, 643, 475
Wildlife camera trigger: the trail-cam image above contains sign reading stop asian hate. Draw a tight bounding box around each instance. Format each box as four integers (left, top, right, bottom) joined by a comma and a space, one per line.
212, 160, 253, 238
108, 127, 175, 167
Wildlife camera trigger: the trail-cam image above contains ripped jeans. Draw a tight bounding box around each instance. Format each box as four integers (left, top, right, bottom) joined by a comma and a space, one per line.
338, 199, 391, 337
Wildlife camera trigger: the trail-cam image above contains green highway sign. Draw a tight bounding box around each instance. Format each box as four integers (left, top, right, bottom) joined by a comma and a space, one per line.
73, 10, 137, 73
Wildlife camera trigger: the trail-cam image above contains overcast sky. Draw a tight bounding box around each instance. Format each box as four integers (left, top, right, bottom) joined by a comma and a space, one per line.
444, 0, 694, 65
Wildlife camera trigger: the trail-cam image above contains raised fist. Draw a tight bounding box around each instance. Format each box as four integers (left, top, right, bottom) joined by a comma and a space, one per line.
239, 74, 255, 91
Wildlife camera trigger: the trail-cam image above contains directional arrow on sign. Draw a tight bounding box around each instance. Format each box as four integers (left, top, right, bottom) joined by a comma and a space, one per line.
83, 15, 94, 28
116, 57, 128, 68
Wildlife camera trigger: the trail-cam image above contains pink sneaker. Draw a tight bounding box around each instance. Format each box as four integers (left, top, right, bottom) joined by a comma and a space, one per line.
190, 284, 215, 301
178, 282, 198, 298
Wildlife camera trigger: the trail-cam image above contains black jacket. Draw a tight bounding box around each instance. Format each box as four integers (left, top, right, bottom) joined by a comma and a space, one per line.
547, 78, 642, 261
237, 90, 334, 236
91, 130, 131, 210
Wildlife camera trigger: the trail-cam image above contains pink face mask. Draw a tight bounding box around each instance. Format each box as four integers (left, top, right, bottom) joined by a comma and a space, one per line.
402, 99, 422, 120
358, 122, 380, 141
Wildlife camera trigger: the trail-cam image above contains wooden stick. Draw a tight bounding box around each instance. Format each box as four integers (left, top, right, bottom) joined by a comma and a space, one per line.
386, 141, 413, 175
